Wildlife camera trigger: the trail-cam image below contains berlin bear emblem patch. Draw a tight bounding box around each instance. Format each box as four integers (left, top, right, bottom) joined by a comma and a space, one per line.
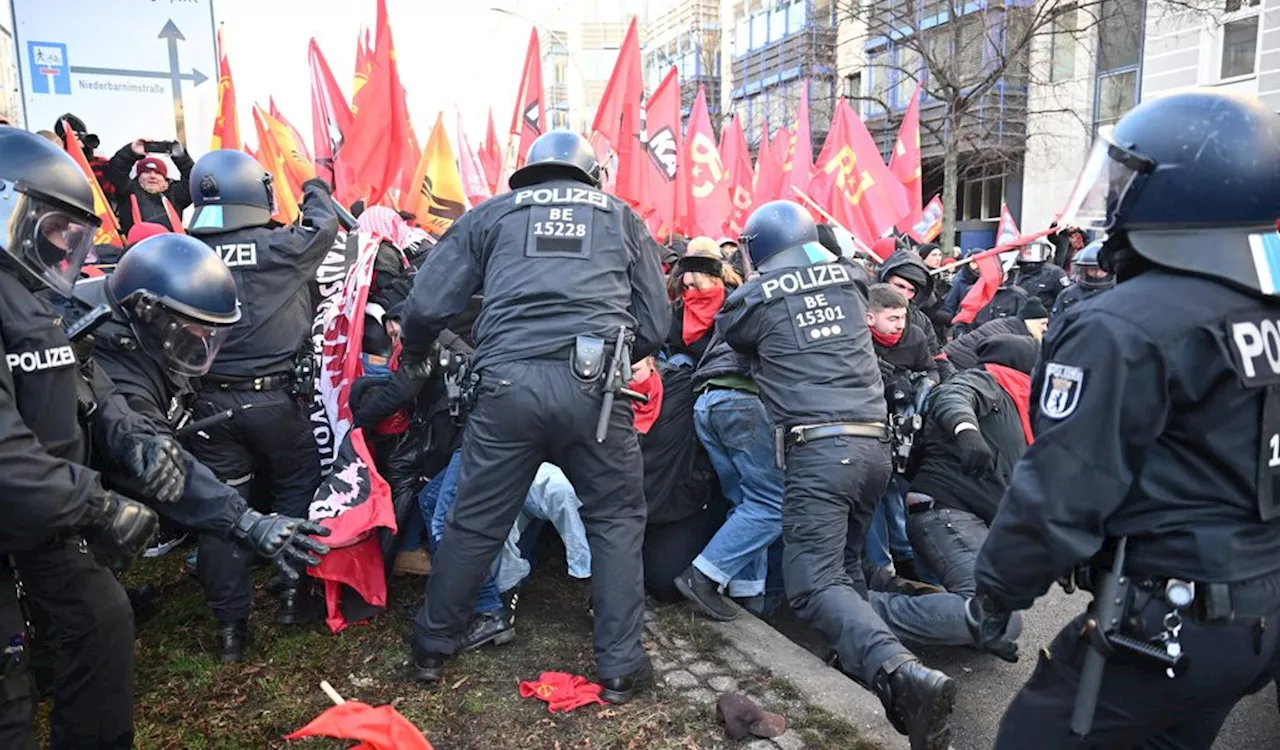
1041, 362, 1084, 420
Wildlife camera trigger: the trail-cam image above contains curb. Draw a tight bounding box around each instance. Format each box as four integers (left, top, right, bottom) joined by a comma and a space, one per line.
705, 604, 911, 750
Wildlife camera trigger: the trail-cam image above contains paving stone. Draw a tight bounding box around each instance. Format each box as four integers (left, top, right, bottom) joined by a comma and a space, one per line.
651, 655, 678, 672
675, 648, 697, 663
663, 670, 699, 689
687, 660, 718, 677
744, 740, 778, 750
772, 730, 805, 750
707, 675, 738, 693
682, 687, 717, 706
671, 636, 691, 649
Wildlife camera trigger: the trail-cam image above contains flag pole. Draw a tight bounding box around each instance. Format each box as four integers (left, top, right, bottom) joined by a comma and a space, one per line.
320, 680, 346, 705
789, 185, 878, 261
928, 226, 1059, 276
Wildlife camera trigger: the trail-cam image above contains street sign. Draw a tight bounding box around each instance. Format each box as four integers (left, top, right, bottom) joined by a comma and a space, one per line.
11, 0, 217, 157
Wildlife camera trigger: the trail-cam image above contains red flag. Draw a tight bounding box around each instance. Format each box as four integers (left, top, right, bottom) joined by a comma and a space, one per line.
815, 100, 910, 248
780, 86, 813, 199
307, 429, 397, 634
684, 85, 731, 238
456, 110, 493, 208
63, 120, 123, 249
479, 108, 504, 195
509, 29, 547, 170
590, 18, 645, 209
269, 98, 312, 163
719, 115, 755, 237
210, 27, 240, 151
344, 0, 412, 204
352, 28, 372, 98
287, 700, 433, 749
912, 194, 944, 242
750, 124, 784, 212
952, 254, 1004, 326
804, 101, 850, 219
891, 83, 924, 235
642, 66, 682, 235
308, 39, 355, 200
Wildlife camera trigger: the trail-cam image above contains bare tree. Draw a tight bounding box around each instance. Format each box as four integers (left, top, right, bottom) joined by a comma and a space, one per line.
836, 0, 1218, 247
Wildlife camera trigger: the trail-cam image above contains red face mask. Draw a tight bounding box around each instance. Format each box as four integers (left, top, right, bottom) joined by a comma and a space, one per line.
682, 284, 725, 345
869, 327, 903, 347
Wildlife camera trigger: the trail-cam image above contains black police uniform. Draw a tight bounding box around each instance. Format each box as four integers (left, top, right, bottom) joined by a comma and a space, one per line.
973, 90, 1280, 748
188, 181, 338, 517
401, 168, 670, 686
1010, 261, 1068, 310
0, 272, 141, 750
1049, 282, 1106, 317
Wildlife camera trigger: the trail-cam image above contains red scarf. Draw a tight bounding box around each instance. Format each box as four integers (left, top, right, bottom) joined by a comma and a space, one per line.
629, 369, 664, 435
869, 327, 903, 347
983, 364, 1033, 444
682, 285, 725, 345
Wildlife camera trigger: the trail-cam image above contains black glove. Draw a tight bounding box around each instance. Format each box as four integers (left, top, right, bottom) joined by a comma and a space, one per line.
301, 176, 332, 194
965, 594, 1018, 663
230, 509, 332, 581
81, 491, 159, 568
955, 428, 993, 475
398, 347, 435, 380
123, 434, 187, 503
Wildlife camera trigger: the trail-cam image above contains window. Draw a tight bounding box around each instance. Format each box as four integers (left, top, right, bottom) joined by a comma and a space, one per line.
769, 7, 787, 43
1219, 0, 1261, 80
814, 0, 833, 27
844, 72, 862, 102
1049, 6, 1077, 82
1094, 69, 1138, 133
1097, 0, 1142, 73
736, 19, 750, 56
750, 14, 765, 49
788, 1, 807, 34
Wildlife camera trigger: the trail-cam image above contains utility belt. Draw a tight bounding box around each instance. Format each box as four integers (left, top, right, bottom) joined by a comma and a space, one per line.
772, 421, 890, 470
195, 372, 294, 393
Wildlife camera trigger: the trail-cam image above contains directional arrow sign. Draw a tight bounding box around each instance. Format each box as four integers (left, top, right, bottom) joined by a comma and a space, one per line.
69, 66, 208, 86
160, 20, 190, 145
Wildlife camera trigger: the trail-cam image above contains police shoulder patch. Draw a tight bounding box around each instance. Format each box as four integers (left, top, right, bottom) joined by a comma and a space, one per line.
1040, 362, 1084, 420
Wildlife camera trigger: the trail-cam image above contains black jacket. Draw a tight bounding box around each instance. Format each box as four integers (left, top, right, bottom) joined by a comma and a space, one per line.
692, 331, 753, 389
968, 285, 1032, 331
943, 317, 1032, 371
107, 144, 195, 235
371, 240, 413, 312
1011, 262, 1069, 311
873, 323, 935, 381
641, 361, 720, 524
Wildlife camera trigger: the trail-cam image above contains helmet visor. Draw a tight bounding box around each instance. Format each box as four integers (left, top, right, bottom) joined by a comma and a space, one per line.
1058, 137, 1151, 231
133, 305, 227, 376
5, 194, 97, 297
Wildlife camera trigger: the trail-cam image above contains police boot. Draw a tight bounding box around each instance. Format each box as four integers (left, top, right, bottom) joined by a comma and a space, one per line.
217, 620, 252, 664
872, 658, 955, 750
600, 657, 653, 705
277, 583, 321, 626
460, 610, 516, 652
674, 565, 739, 622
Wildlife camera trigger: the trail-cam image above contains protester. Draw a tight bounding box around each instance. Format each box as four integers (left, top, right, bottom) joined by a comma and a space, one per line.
877, 247, 954, 380
53, 113, 113, 204
942, 300, 1048, 371
665, 236, 741, 364
107, 139, 194, 235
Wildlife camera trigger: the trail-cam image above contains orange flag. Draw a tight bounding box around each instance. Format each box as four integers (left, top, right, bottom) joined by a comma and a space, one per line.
211, 27, 240, 152
63, 119, 123, 248
719, 115, 755, 237
402, 113, 468, 237
252, 109, 301, 225
352, 27, 372, 100
269, 97, 312, 163
890, 82, 924, 236
254, 105, 315, 193
684, 85, 731, 238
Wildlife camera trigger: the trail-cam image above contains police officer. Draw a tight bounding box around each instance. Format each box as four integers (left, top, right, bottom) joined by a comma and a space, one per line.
186, 150, 339, 623
72, 233, 332, 662
1050, 240, 1114, 316
0, 127, 173, 748
399, 131, 669, 702
1009, 238, 1069, 310
719, 200, 955, 750
968, 91, 1280, 747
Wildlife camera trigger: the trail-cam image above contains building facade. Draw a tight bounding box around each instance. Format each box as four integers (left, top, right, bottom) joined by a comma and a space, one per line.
642, 0, 723, 123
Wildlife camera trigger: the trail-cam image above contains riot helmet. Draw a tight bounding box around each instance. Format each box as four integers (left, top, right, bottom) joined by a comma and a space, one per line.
739, 200, 836, 274
107, 233, 241, 376
509, 131, 601, 189
1016, 238, 1053, 264
1058, 91, 1280, 295
0, 127, 101, 298
1070, 240, 1114, 290
188, 149, 276, 235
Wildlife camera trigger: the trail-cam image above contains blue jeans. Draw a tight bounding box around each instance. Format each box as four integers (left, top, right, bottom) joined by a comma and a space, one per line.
495, 463, 593, 591
865, 475, 914, 570
692, 388, 785, 598
418, 450, 504, 614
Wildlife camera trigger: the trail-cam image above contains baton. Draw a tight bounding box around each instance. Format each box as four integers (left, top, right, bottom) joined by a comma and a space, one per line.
176, 403, 254, 439
1070, 536, 1129, 736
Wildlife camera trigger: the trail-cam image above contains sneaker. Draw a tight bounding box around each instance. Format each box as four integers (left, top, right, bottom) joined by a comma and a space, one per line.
674, 566, 739, 621
144, 528, 188, 558
393, 548, 432, 576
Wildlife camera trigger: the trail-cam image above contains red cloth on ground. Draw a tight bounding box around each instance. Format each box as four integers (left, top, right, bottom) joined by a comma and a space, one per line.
629, 366, 664, 435
983, 363, 1033, 444
519, 672, 606, 713
681, 284, 725, 345
869, 327, 903, 347
285, 701, 433, 749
